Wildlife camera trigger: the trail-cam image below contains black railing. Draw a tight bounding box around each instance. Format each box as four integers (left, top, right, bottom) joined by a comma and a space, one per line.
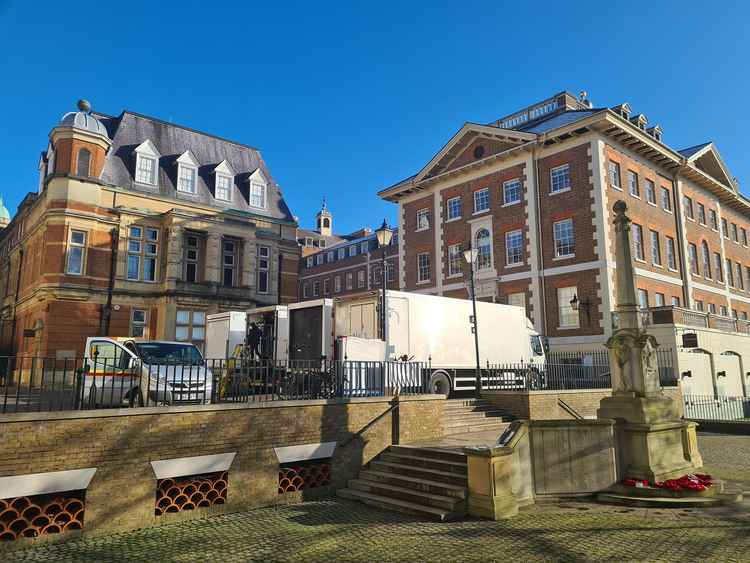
683, 394, 750, 421
0, 357, 428, 415
484, 348, 676, 391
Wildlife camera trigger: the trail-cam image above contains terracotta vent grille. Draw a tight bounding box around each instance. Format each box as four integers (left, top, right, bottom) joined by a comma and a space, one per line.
154, 471, 227, 516
278, 459, 331, 494
0, 490, 85, 541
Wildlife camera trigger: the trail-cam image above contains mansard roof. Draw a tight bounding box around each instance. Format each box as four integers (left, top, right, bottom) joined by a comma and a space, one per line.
94, 110, 295, 224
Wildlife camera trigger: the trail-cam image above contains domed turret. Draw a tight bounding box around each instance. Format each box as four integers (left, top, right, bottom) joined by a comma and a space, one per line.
0, 196, 10, 229
49, 99, 111, 179
59, 100, 110, 138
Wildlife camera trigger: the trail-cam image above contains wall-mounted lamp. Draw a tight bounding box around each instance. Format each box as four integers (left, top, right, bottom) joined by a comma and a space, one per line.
681, 370, 692, 379
569, 293, 591, 323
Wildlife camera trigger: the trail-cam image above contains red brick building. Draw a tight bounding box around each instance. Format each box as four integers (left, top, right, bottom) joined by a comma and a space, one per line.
0, 100, 300, 358
296, 205, 398, 301
378, 91, 750, 354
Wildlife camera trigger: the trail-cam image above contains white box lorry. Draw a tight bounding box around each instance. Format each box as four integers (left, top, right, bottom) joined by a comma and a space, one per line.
206, 290, 547, 395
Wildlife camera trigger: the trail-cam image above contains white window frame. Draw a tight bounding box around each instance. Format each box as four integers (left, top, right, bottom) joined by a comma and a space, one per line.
222, 240, 238, 287
360, 241, 369, 254
175, 310, 206, 352
507, 292, 525, 309
258, 246, 270, 294
185, 234, 200, 283
553, 219, 575, 258
645, 179, 656, 205
475, 229, 492, 270
306, 256, 313, 268
213, 160, 235, 202
417, 253, 431, 283
628, 170, 640, 198
416, 208, 430, 231
557, 286, 579, 328
248, 169, 268, 209
316, 254, 323, 266
502, 179, 521, 206
349, 245, 357, 258
303, 283, 310, 298
327, 251, 334, 262
637, 288, 649, 310
357, 270, 365, 288
323, 278, 330, 295
650, 230, 661, 266
127, 226, 159, 282
666, 236, 677, 271
313, 281, 320, 297
550, 164, 571, 194
176, 151, 199, 194
66, 229, 87, 276
131, 309, 147, 337
608, 161, 621, 189
346, 272, 353, 290
134, 140, 160, 187
334, 276, 341, 293
632, 223, 645, 262
505, 229, 523, 266
446, 197, 462, 221
337, 247, 346, 260
447, 244, 462, 277
215, 174, 232, 202
473, 188, 490, 214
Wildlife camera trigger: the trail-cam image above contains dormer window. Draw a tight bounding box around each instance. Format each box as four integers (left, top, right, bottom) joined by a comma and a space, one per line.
176, 151, 199, 194
213, 160, 235, 202
133, 140, 160, 186
248, 169, 267, 209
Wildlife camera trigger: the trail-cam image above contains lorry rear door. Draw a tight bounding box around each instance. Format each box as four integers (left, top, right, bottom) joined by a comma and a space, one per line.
290, 306, 322, 362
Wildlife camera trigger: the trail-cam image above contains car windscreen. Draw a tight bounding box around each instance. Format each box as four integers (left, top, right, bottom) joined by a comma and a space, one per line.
134, 343, 204, 365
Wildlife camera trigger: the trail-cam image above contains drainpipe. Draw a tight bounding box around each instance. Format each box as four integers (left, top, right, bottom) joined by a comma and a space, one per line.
9, 249, 25, 356
671, 169, 691, 308
100, 227, 119, 335
532, 143, 549, 336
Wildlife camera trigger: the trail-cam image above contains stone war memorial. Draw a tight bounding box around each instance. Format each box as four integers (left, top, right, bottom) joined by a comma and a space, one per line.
464, 200, 738, 521
598, 200, 702, 483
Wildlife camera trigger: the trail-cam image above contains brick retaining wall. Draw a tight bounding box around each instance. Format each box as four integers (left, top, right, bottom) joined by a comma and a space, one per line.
0, 395, 444, 545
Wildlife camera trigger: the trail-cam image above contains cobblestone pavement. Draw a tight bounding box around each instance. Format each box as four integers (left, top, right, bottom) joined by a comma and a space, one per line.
6, 433, 750, 563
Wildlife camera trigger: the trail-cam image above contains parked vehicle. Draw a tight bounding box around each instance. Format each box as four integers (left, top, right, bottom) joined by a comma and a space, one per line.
82, 337, 214, 407
206, 290, 547, 395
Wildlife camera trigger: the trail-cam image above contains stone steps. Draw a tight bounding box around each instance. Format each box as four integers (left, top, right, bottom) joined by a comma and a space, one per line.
441, 399, 512, 435
337, 445, 469, 521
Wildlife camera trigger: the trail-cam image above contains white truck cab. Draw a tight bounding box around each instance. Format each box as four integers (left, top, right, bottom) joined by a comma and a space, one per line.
82, 337, 214, 408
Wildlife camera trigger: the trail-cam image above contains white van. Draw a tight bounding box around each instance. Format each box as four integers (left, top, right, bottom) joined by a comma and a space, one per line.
82, 337, 214, 408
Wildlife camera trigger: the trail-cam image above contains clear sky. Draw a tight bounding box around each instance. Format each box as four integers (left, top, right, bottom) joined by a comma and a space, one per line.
0, 1, 748, 234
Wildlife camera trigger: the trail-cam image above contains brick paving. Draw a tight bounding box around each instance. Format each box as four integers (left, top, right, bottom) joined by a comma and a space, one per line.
6, 433, 750, 563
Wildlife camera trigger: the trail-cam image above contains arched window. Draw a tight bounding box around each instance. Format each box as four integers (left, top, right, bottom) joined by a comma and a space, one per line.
475, 228, 491, 270
701, 241, 711, 278
77, 148, 91, 177
323, 218, 330, 229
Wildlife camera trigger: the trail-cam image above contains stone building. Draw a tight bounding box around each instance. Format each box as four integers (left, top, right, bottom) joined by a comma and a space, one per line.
296, 204, 398, 301
378, 91, 750, 395
0, 100, 299, 357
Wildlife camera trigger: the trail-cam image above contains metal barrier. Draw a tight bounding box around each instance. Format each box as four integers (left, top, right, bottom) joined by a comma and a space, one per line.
683, 394, 750, 421
485, 348, 676, 391
0, 356, 428, 414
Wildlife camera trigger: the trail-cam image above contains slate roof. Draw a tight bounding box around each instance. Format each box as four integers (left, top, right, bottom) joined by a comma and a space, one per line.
296, 228, 348, 247
94, 111, 296, 224
678, 142, 712, 158
515, 109, 600, 134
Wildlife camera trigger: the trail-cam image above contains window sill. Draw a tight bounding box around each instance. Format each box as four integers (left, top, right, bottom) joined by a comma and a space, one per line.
685, 217, 695, 223
472, 209, 490, 217
667, 267, 679, 273
505, 261, 525, 269
446, 273, 463, 280
445, 217, 462, 223
663, 208, 673, 214
557, 325, 581, 331
611, 185, 623, 191
550, 187, 572, 196
553, 254, 575, 261
634, 258, 647, 264
652, 263, 663, 269
502, 201, 521, 208
416, 280, 431, 286
415, 228, 430, 233
647, 201, 658, 208
630, 194, 641, 200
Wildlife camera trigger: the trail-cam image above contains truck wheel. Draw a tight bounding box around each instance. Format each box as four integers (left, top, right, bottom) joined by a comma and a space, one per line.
429, 372, 451, 395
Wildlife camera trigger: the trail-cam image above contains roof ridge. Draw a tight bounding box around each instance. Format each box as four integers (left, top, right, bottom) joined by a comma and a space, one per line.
94, 109, 261, 153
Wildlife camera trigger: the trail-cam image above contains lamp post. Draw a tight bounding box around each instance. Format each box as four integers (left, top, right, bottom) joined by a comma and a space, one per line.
375, 220, 394, 364
463, 245, 482, 399
569, 293, 591, 324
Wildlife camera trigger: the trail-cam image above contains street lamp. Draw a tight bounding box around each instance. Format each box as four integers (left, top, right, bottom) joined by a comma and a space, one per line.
375, 220, 394, 363
463, 245, 482, 398
569, 293, 591, 324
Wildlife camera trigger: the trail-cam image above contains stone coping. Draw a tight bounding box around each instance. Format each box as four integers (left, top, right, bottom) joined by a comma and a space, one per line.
0, 394, 447, 424
527, 418, 615, 427
482, 386, 679, 396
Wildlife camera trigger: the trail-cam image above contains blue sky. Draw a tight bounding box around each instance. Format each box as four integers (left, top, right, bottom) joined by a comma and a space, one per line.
0, 1, 748, 234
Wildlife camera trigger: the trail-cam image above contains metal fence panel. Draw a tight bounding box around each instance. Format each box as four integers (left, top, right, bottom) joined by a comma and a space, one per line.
683, 394, 750, 421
